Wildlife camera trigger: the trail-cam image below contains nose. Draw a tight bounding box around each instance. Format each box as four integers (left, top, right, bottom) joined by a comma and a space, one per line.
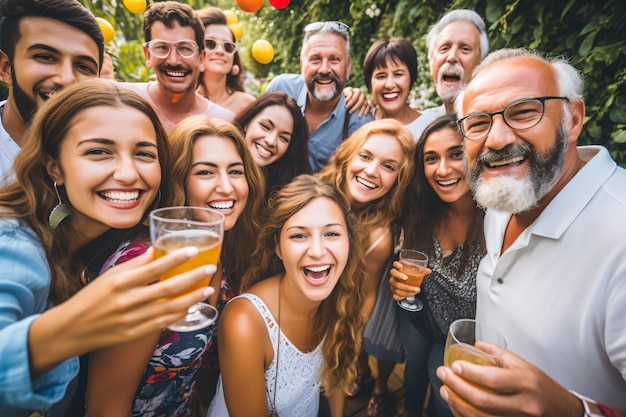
263, 132, 277, 147
384, 75, 394, 89
54, 59, 78, 86
445, 46, 459, 64
484, 114, 517, 150
113, 156, 139, 184
165, 47, 182, 65
363, 161, 378, 177
436, 157, 452, 177
318, 58, 331, 74
308, 233, 325, 258
216, 173, 234, 195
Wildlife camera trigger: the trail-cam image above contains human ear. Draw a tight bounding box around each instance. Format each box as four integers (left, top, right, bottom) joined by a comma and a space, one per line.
0, 50, 12, 85
44, 155, 64, 186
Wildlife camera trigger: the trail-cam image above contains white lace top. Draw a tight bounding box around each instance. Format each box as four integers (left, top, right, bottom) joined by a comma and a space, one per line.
207, 293, 323, 416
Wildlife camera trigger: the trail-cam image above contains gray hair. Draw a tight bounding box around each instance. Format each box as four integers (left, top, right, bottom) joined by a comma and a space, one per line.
300, 23, 351, 61
426, 9, 489, 61
456, 48, 584, 118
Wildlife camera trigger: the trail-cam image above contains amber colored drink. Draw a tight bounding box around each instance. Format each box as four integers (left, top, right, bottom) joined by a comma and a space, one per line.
400, 261, 428, 287
153, 230, 222, 293
443, 342, 498, 367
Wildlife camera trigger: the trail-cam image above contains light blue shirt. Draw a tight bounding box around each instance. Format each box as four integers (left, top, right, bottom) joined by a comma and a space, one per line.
265, 74, 374, 172
0, 218, 79, 416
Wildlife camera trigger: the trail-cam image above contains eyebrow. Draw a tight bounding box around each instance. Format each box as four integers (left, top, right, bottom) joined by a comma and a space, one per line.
286, 223, 344, 231
190, 161, 244, 168
424, 145, 463, 154
27, 43, 99, 68
77, 138, 157, 148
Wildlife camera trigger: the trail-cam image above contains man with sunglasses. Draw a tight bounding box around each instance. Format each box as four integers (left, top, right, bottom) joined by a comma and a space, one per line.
433, 48, 626, 417
125, 1, 233, 132
265, 21, 373, 172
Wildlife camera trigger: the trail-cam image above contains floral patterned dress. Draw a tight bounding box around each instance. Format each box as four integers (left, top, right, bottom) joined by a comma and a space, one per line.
101, 240, 216, 417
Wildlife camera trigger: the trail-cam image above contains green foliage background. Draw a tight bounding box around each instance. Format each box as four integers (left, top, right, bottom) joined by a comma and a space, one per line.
38, 0, 626, 166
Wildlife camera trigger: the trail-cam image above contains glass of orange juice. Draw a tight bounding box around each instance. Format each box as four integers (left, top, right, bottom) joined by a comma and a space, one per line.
150, 206, 223, 332
444, 319, 507, 368
396, 249, 429, 312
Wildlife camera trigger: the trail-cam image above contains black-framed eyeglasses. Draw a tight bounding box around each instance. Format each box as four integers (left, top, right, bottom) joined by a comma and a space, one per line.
204, 38, 237, 55
458, 96, 570, 141
144, 40, 199, 59
304, 21, 350, 34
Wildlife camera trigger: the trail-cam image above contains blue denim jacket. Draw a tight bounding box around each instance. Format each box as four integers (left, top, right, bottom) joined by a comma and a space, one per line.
0, 218, 78, 416
265, 73, 373, 172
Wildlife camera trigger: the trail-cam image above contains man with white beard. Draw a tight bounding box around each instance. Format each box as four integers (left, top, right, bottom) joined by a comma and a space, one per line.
437, 48, 626, 417
265, 21, 373, 172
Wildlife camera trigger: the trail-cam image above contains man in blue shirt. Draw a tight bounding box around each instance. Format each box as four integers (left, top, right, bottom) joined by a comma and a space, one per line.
265, 21, 373, 172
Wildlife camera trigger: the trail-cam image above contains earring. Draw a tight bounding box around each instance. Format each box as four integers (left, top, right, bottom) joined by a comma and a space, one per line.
230, 64, 240, 76
49, 182, 72, 229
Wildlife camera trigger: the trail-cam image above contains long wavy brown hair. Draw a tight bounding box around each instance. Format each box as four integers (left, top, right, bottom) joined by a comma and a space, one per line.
317, 118, 415, 232
0, 79, 172, 304
240, 175, 366, 393
168, 116, 265, 292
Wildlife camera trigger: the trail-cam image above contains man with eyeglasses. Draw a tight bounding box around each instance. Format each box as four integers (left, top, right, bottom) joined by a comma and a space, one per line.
125, 1, 233, 132
435, 48, 626, 417
0, 0, 104, 187
265, 21, 373, 172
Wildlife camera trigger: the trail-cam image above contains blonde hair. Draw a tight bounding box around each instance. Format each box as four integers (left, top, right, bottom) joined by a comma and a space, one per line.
240, 175, 366, 393
0, 79, 171, 304
168, 116, 265, 291
317, 118, 415, 231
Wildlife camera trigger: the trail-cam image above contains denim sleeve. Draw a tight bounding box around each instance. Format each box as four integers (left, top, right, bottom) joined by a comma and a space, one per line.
0, 219, 79, 411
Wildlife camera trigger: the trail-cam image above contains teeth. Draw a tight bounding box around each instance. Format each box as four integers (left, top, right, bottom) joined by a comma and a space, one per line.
382, 92, 400, 100
165, 70, 186, 77
317, 79, 333, 84
305, 265, 330, 272
438, 178, 459, 186
255, 143, 272, 157
100, 191, 139, 203
356, 177, 377, 189
209, 201, 234, 210
487, 155, 525, 168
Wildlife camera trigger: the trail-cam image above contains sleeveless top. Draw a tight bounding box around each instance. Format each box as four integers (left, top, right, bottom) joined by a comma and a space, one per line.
207, 293, 323, 416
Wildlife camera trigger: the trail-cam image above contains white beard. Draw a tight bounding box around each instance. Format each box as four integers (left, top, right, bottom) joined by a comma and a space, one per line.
473, 174, 538, 213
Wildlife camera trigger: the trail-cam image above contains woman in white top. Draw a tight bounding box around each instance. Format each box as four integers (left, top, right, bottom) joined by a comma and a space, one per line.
208, 175, 366, 416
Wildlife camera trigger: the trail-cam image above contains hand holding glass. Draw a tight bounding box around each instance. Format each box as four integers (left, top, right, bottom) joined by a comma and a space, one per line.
444, 319, 507, 368
150, 207, 223, 332
396, 249, 429, 312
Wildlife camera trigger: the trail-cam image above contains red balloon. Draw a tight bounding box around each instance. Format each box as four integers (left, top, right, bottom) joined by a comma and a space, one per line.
269, 0, 290, 9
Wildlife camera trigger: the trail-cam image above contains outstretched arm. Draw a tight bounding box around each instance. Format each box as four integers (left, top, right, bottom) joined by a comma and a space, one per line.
437, 347, 626, 417
28, 247, 216, 378
343, 87, 372, 118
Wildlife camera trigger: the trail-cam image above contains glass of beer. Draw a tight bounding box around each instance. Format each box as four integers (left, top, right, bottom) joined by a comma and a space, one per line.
396, 249, 429, 311
444, 319, 507, 367
150, 206, 223, 332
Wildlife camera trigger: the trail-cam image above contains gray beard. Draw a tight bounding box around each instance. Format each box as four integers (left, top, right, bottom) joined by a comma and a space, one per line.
466, 124, 568, 213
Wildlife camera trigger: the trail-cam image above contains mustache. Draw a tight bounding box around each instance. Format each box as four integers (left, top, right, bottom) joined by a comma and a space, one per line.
477, 143, 531, 165
37, 84, 64, 95
438, 62, 464, 81
158, 64, 191, 72
311, 73, 340, 84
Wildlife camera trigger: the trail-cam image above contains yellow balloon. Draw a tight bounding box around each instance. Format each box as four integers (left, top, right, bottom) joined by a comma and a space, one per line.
123, 0, 147, 14
224, 10, 239, 26
251, 39, 274, 65
228, 23, 243, 42
96, 17, 115, 44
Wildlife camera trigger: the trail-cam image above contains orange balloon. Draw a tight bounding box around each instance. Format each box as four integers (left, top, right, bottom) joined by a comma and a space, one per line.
236, 0, 262, 13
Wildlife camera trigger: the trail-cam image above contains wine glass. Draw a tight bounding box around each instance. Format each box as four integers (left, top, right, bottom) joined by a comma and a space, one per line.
150, 206, 223, 332
396, 249, 429, 312
443, 319, 507, 368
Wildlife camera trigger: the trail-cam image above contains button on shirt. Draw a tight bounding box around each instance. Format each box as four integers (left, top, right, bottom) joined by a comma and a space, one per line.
265, 74, 374, 172
476, 146, 626, 409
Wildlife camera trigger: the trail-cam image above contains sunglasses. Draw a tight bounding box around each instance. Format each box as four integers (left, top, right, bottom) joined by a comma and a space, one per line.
304, 21, 350, 33
204, 38, 238, 55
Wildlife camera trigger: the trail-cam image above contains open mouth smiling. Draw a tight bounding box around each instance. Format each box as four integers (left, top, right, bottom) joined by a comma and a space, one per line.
486, 155, 526, 168
304, 265, 331, 279
437, 178, 460, 187
254, 142, 273, 158
99, 190, 141, 204
208, 200, 234, 211
356, 176, 377, 189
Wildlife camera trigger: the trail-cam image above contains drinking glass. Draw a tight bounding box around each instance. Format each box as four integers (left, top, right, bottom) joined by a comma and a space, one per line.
396, 249, 429, 312
444, 319, 507, 367
150, 206, 223, 332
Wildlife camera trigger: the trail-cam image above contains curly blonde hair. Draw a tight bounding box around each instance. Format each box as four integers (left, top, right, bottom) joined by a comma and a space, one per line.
240, 175, 366, 393
317, 118, 415, 232
168, 116, 265, 291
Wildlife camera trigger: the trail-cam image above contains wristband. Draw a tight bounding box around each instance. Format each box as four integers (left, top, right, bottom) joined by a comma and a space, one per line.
570, 390, 611, 417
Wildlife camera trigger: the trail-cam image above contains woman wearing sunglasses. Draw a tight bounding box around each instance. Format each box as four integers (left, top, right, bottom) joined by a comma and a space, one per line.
196, 7, 256, 115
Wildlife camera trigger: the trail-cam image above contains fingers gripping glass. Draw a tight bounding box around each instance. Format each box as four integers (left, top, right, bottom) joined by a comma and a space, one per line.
458, 96, 570, 141
304, 21, 350, 33
204, 38, 237, 55
144, 40, 199, 59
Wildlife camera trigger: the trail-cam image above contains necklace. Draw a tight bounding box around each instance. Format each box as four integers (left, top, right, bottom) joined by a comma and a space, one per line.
270, 279, 281, 417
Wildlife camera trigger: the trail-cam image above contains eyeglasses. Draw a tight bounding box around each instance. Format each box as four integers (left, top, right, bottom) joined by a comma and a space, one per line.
144, 40, 199, 59
458, 96, 570, 141
204, 38, 237, 55
304, 21, 350, 34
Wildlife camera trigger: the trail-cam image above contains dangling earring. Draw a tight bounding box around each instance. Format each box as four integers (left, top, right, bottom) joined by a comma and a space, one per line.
49, 182, 72, 229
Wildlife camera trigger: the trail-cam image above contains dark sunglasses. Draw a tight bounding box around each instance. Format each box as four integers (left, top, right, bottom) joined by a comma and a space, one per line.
204, 38, 237, 55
